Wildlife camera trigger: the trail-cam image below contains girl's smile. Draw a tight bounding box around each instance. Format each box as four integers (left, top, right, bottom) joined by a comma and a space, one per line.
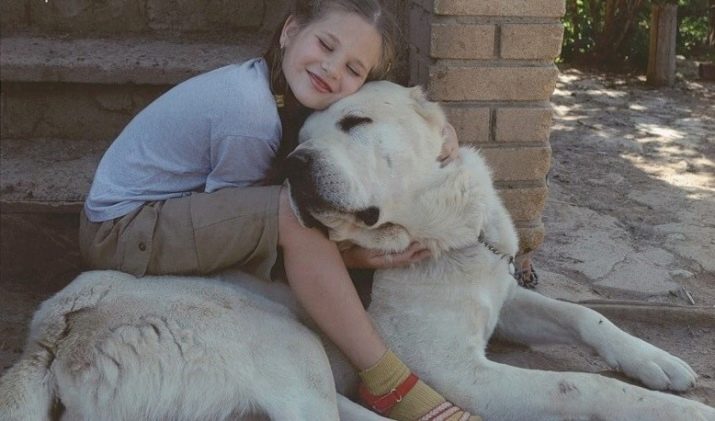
309, 70, 333, 93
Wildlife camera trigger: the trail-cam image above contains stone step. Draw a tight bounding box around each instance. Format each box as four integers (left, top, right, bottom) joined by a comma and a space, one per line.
0, 138, 109, 213
1, 34, 270, 85
1, 0, 290, 37
2, 81, 167, 144
1, 35, 271, 141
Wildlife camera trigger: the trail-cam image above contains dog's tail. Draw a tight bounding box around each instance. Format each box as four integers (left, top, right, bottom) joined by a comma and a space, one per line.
0, 343, 57, 421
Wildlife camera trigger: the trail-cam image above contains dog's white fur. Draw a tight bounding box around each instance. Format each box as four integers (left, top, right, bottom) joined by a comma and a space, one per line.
1, 81, 713, 420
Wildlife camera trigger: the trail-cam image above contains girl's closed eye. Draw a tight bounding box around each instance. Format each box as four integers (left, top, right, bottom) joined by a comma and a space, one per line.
318, 37, 334, 52
347, 65, 361, 77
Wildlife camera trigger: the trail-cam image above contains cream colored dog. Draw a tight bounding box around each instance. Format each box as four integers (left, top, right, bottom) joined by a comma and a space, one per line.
1, 82, 713, 420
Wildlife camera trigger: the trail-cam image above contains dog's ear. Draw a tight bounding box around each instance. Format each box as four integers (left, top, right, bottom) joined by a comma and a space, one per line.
410, 86, 455, 165
409, 86, 447, 130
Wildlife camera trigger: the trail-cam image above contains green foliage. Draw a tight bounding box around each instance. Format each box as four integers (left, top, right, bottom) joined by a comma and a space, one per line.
679, 16, 709, 52
561, 0, 712, 67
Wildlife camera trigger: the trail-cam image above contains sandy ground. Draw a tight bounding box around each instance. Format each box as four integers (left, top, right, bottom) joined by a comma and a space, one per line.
1, 65, 714, 409
536, 65, 715, 308
531, 65, 715, 405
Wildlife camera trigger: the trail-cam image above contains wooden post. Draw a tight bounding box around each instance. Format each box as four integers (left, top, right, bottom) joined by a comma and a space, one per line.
647, 4, 678, 87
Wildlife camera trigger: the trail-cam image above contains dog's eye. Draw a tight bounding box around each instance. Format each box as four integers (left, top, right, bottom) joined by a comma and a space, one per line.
338, 115, 373, 132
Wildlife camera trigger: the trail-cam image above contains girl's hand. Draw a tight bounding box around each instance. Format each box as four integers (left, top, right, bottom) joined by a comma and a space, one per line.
341, 241, 431, 269
438, 122, 460, 167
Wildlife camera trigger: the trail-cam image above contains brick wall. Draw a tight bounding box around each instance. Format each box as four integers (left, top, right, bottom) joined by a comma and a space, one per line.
409, 0, 565, 255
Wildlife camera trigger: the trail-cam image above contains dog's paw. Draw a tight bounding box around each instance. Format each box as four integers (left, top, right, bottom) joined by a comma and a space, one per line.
603, 337, 697, 391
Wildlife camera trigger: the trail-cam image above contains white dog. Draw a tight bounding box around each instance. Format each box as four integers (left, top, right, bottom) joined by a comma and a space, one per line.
1, 82, 713, 421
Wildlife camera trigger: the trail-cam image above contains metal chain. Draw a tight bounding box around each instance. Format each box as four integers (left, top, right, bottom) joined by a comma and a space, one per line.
477, 232, 539, 289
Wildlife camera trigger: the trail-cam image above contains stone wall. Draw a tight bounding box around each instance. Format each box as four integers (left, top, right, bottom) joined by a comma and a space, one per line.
407, 0, 565, 255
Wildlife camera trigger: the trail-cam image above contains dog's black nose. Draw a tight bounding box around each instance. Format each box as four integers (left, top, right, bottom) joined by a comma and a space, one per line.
355, 206, 380, 226
285, 149, 314, 179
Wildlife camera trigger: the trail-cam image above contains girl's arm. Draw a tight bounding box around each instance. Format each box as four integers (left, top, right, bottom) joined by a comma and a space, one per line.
340, 242, 430, 269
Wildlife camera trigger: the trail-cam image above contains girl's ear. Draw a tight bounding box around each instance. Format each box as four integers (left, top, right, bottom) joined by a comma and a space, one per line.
280, 15, 300, 48
409, 86, 447, 130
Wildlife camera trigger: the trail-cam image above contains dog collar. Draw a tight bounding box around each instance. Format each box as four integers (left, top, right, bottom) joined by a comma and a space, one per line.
358, 373, 419, 415
477, 231, 515, 273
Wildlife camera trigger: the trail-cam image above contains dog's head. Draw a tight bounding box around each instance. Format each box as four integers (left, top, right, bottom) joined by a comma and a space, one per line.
286, 81, 464, 252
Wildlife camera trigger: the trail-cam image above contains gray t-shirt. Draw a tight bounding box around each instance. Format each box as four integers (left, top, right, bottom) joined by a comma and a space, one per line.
84, 58, 282, 222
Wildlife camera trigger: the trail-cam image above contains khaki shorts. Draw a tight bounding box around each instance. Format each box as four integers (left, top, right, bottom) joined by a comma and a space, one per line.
79, 185, 282, 281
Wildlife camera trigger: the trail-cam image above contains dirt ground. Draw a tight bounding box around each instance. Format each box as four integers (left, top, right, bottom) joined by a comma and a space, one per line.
532, 62, 715, 406
536, 62, 715, 308
1, 64, 714, 409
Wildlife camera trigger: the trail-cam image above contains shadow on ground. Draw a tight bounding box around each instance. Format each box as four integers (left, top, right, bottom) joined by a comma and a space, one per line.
536, 67, 715, 305
533, 66, 715, 406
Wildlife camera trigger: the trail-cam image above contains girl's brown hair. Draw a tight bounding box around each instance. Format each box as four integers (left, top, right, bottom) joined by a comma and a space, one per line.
264, 0, 400, 183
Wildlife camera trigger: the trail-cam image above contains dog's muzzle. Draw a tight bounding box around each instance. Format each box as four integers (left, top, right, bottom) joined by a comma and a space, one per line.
285, 149, 332, 229
285, 149, 382, 229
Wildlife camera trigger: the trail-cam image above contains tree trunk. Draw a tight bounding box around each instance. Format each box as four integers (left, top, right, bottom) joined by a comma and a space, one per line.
568, 0, 583, 53
647, 4, 678, 87
593, 0, 646, 62
709, 0, 715, 47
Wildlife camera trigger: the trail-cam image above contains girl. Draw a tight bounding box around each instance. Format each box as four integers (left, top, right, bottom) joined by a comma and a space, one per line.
80, 1, 474, 420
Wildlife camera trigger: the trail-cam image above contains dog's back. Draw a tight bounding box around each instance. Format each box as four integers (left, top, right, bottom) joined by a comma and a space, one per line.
0, 271, 340, 420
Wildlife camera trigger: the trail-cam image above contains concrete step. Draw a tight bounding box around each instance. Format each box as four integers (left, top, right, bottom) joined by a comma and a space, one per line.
2, 81, 167, 144
0, 138, 109, 213
1, 0, 290, 37
1, 35, 270, 141
1, 34, 269, 85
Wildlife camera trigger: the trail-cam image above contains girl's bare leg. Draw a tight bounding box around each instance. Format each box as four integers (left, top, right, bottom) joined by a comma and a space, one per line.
278, 188, 386, 369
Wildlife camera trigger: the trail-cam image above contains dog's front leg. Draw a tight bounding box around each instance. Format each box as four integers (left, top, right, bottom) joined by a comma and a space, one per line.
496, 287, 698, 392
467, 361, 715, 420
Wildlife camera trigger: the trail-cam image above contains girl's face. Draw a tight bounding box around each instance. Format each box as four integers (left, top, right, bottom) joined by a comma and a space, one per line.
280, 11, 382, 110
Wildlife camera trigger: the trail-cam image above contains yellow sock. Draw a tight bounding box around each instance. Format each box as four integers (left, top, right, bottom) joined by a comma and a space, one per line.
358, 350, 482, 421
